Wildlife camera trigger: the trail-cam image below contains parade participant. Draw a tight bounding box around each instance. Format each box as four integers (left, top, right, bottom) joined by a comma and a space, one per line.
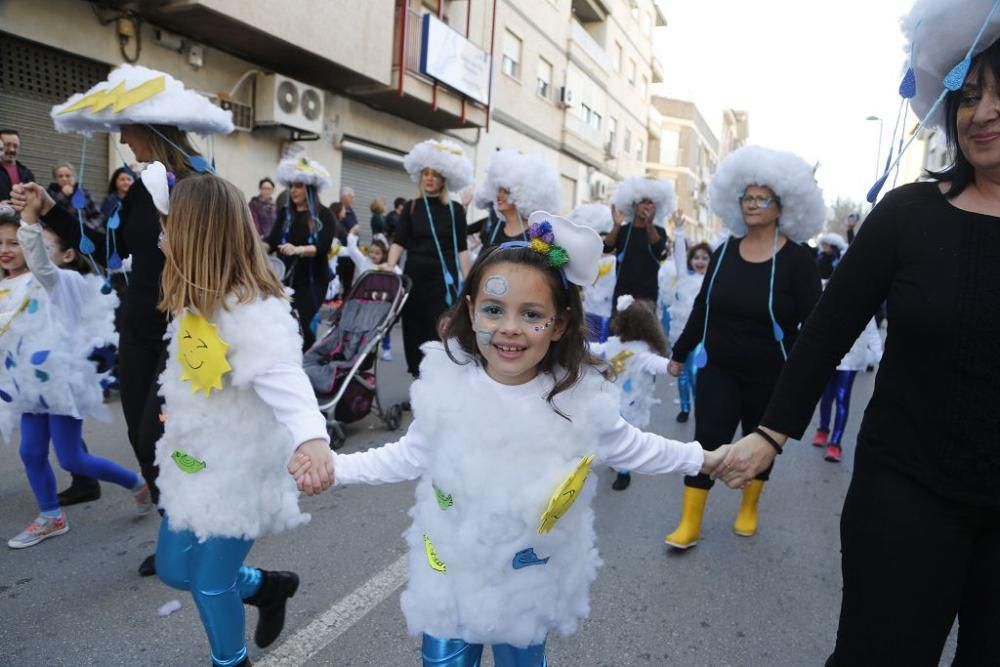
0, 198, 151, 549
568, 203, 616, 342
606, 176, 673, 306
589, 295, 672, 491
661, 213, 711, 423
39, 64, 234, 576
387, 139, 474, 378
664, 145, 824, 549
47, 162, 103, 235
844, 212, 860, 244
815, 232, 847, 280
154, 174, 332, 667
295, 211, 724, 667
716, 4, 1000, 662
476, 148, 560, 248
267, 153, 338, 351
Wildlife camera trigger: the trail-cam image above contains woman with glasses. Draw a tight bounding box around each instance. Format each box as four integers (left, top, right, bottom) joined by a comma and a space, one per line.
663, 146, 824, 550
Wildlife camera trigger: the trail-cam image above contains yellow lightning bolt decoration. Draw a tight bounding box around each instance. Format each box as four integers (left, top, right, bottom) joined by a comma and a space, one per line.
58, 76, 166, 115
609, 349, 634, 375
423, 534, 447, 573
592, 259, 613, 286
177, 312, 232, 397
538, 455, 594, 534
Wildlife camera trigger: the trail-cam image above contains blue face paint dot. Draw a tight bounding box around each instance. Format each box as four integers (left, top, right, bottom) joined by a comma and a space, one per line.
26, 300, 38, 314
30, 350, 50, 365
35, 370, 49, 383
107, 211, 121, 230
71, 189, 87, 209
79, 236, 96, 255
0, 390, 11, 402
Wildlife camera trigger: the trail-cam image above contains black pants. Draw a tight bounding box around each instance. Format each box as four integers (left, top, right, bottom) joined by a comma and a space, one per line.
292, 279, 327, 351
401, 277, 449, 378
686, 361, 778, 489
118, 329, 167, 504
825, 450, 1000, 666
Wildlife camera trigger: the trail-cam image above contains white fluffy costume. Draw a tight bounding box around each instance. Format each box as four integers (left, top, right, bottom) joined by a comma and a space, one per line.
51, 64, 233, 135
155, 296, 322, 541
588, 337, 668, 429
276, 154, 332, 192
474, 148, 560, 217
570, 204, 616, 319
610, 176, 677, 226
404, 139, 474, 192
0, 223, 117, 439
709, 146, 826, 243
334, 342, 703, 646
819, 232, 848, 253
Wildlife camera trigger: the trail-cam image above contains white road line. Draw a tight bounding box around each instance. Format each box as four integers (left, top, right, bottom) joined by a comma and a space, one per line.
256, 554, 408, 666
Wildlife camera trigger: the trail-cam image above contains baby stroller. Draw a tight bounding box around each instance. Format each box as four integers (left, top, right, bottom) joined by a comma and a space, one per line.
303, 270, 411, 449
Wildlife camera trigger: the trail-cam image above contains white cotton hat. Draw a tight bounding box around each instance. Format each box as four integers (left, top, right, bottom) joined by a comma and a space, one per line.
142, 162, 171, 216
524, 211, 603, 286
51, 65, 233, 136
819, 232, 848, 252
568, 203, 614, 235
404, 139, 474, 192
902, 0, 1000, 129
474, 149, 560, 217
610, 176, 677, 226
275, 154, 332, 191
709, 145, 826, 243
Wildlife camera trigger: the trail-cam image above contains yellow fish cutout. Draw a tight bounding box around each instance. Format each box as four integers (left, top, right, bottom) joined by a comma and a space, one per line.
423, 533, 447, 573
538, 455, 595, 534
59, 76, 166, 115
178, 312, 232, 396
609, 349, 634, 375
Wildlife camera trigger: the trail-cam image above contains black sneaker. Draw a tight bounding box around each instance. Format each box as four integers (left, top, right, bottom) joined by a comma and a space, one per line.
138, 553, 157, 577
57, 478, 101, 506
676, 411, 690, 423
611, 472, 631, 491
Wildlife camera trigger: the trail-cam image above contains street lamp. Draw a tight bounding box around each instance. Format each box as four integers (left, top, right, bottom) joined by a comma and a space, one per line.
866, 115, 884, 181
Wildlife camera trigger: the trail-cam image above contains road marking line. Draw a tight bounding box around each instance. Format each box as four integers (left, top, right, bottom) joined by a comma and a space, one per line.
256, 553, 408, 666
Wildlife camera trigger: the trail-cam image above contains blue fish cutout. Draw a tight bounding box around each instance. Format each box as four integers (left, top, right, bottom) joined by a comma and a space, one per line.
71, 189, 87, 209
0, 389, 11, 402
30, 350, 50, 365
512, 548, 550, 570
35, 370, 49, 383
899, 67, 917, 99
26, 299, 38, 314
622, 378, 633, 393
107, 210, 121, 230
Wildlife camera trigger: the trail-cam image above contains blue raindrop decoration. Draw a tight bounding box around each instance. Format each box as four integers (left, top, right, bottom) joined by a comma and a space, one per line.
26, 299, 38, 314
622, 378, 633, 393
70, 188, 87, 209
944, 57, 972, 91
79, 234, 96, 255
899, 67, 917, 99
693, 342, 708, 369
4, 352, 14, 369
188, 155, 210, 173
108, 252, 123, 270
0, 389, 10, 402
106, 209, 121, 231
866, 172, 890, 204
772, 321, 785, 342
30, 350, 50, 365
35, 370, 49, 383
100, 281, 113, 295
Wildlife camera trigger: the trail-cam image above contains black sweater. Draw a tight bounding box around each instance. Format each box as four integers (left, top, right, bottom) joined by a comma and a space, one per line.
394, 198, 467, 284
267, 206, 338, 291
761, 182, 1000, 508
604, 223, 667, 304
673, 237, 821, 372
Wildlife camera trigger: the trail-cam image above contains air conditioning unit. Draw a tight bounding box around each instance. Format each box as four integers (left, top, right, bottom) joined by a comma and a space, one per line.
254, 73, 325, 135
590, 181, 608, 200
559, 86, 574, 108
214, 97, 253, 132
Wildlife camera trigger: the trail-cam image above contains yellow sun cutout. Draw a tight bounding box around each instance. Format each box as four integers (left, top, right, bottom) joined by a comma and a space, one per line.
538, 455, 594, 534
178, 312, 232, 396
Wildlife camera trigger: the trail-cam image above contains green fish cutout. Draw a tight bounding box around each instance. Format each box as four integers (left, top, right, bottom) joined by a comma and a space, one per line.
172, 450, 206, 474
433, 483, 454, 510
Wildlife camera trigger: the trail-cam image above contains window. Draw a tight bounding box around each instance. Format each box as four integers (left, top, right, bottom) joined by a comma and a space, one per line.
590, 110, 602, 131
628, 59, 636, 86
608, 116, 618, 148
640, 75, 648, 99
502, 30, 522, 79
636, 138, 644, 161
536, 57, 553, 99
624, 127, 632, 153
614, 42, 623, 72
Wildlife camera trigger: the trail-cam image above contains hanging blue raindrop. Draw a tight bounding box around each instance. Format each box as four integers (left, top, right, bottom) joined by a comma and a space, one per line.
693, 342, 708, 369
30, 350, 50, 365
4, 352, 14, 370
867, 173, 889, 204
26, 299, 38, 314
622, 378, 633, 393
188, 155, 209, 173
100, 281, 113, 295
107, 209, 121, 230
80, 235, 96, 255
70, 189, 87, 209
108, 252, 123, 270
772, 321, 785, 342
899, 67, 917, 99
944, 57, 971, 91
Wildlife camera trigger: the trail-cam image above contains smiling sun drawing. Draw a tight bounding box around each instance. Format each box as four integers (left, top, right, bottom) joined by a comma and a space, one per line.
178, 312, 232, 396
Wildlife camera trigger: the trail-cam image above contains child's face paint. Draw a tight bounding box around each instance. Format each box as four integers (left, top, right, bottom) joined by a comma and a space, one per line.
467, 262, 567, 386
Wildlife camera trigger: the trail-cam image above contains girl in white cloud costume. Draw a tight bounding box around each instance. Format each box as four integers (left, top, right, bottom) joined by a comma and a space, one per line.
568, 203, 616, 343
296, 212, 726, 666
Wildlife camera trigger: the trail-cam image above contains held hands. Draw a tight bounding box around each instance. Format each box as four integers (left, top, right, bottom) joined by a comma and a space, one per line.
712, 432, 781, 489
667, 360, 683, 377
287, 438, 334, 496
700, 444, 731, 475
9, 183, 54, 220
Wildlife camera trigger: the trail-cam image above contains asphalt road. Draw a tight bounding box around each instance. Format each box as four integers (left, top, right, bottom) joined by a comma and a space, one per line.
0, 333, 957, 666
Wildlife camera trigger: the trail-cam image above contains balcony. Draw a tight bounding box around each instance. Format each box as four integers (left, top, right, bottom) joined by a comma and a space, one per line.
651, 57, 665, 84
569, 20, 610, 74
571, 0, 611, 23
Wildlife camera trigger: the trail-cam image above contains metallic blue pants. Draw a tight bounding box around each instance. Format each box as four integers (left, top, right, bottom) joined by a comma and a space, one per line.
677, 355, 698, 413
421, 634, 548, 667
818, 370, 857, 445
156, 514, 263, 667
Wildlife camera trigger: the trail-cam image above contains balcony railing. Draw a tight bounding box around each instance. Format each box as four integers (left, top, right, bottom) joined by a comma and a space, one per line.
570, 20, 610, 73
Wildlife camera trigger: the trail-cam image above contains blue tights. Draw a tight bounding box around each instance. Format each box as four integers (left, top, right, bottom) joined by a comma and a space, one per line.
677, 355, 698, 413
422, 635, 547, 667
156, 515, 263, 667
818, 370, 858, 445
19, 413, 138, 513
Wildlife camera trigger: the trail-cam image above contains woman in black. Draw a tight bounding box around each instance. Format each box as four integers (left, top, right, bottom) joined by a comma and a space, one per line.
716, 13, 1000, 665
606, 175, 673, 306
664, 145, 824, 550
267, 157, 338, 351
388, 139, 474, 377
475, 148, 560, 250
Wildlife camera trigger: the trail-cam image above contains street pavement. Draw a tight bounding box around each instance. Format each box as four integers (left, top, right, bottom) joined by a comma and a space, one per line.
0, 331, 957, 666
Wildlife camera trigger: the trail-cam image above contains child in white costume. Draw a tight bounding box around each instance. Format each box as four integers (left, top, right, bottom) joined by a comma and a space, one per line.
0, 198, 152, 550
589, 295, 673, 491
296, 212, 726, 666
152, 174, 333, 667
569, 203, 616, 343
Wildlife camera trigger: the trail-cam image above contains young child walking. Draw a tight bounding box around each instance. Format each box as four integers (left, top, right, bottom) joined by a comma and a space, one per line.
150, 172, 333, 667
1, 197, 151, 549
293, 212, 724, 667
589, 294, 673, 491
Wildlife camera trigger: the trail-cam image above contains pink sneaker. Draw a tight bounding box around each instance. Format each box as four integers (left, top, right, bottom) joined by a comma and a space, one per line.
824, 444, 842, 463
8, 513, 69, 549
812, 430, 829, 447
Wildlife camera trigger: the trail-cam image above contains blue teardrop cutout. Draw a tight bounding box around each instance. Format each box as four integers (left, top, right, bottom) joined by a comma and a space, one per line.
0, 389, 11, 402
866, 173, 889, 204
107, 210, 121, 230
4, 352, 14, 369
899, 67, 917, 99
693, 343, 708, 369
70, 189, 86, 209
30, 350, 50, 365
772, 321, 785, 342
79, 235, 96, 255
944, 57, 971, 91
188, 155, 209, 173
35, 370, 49, 383
108, 252, 123, 270
100, 281, 113, 295
622, 378, 633, 393
617, 252, 625, 264
26, 300, 38, 314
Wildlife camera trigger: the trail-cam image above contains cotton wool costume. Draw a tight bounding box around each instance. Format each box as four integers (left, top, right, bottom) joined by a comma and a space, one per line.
659, 228, 707, 418
333, 213, 704, 666
569, 203, 616, 342
476, 148, 561, 248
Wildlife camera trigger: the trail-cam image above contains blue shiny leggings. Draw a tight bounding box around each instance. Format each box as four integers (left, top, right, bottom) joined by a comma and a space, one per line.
585, 313, 610, 343
422, 635, 547, 667
818, 370, 858, 445
19, 413, 138, 513
677, 355, 698, 413
156, 515, 262, 667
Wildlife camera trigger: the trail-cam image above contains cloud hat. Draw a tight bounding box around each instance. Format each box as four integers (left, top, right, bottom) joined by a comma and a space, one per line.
404, 139, 474, 192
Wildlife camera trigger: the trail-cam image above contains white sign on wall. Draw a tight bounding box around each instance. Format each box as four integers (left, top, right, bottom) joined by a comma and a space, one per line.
420, 13, 491, 105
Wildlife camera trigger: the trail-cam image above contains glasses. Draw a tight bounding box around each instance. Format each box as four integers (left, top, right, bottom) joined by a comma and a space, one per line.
740, 195, 775, 209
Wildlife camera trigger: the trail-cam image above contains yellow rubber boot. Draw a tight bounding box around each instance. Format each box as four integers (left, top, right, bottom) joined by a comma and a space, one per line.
733, 480, 765, 537
664, 487, 709, 549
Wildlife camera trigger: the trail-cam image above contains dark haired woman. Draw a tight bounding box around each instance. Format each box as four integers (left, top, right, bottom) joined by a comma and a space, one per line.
249, 176, 277, 238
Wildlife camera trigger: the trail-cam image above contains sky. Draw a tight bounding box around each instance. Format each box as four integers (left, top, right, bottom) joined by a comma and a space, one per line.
653, 0, 915, 206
